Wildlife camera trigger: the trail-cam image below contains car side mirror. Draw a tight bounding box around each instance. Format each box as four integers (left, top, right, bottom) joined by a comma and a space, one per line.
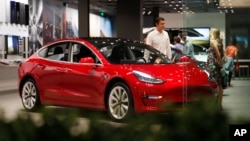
79, 57, 94, 64
179, 56, 192, 62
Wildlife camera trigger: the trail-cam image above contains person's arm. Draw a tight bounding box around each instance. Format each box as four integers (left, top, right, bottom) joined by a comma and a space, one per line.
146, 34, 152, 46
186, 42, 192, 55
235, 48, 239, 63
212, 40, 222, 67
144, 34, 152, 62
166, 33, 172, 59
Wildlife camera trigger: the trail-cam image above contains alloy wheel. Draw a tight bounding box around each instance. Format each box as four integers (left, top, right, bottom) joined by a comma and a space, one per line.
108, 84, 132, 121
21, 79, 40, 111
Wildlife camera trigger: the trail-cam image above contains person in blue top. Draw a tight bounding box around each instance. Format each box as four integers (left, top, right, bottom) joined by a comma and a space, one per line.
182, 35, 195, 59
173, 36, 184, 52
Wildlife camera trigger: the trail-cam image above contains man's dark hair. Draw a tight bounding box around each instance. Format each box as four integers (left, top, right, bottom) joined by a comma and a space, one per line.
155, 17, 165, 25
174, 36, 181, 43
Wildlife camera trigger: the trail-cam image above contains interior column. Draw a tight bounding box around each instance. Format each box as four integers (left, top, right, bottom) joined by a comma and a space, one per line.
78, 0, 89, 37
116, 0, 143, 41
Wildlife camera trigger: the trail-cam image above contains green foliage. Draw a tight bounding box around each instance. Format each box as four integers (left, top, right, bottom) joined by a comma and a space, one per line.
0, 101, 248, 141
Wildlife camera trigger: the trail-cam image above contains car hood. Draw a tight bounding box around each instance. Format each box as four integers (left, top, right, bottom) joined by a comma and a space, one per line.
194, 54, 207, 62
126, 62, 208, 83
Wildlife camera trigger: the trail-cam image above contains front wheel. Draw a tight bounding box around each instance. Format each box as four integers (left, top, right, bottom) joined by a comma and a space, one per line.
107, 82, 133, 122
21, 79, 41, 111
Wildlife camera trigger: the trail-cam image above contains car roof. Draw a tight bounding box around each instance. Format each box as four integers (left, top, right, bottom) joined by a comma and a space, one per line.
80, 37, 141, 49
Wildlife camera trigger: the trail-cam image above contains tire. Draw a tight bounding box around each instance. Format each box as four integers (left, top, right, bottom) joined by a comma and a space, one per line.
21, 79, 41, 111
107, 82, 133, 122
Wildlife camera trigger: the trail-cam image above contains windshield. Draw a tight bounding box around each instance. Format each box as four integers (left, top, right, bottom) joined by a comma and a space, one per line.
99, 42, 171, 64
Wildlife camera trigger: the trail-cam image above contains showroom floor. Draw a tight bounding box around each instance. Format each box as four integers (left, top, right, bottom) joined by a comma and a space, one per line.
222, 79, 250, 123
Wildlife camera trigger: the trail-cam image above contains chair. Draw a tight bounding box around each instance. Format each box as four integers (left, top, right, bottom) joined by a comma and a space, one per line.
108, 46, 124, 64
238, 65, 250, 79
75, 46, 93, 62
53, 46, 63, 54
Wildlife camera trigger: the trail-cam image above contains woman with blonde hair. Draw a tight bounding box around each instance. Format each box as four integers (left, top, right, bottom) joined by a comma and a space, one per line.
206, 28, 224, 108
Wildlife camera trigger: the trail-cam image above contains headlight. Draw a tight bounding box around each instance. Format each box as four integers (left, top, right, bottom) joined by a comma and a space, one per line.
133, 71, 164, 84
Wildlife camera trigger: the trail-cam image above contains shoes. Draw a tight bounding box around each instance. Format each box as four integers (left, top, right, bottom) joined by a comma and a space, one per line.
228, 84, 233, 87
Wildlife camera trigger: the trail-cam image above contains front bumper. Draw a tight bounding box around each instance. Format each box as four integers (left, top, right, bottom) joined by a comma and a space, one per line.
132, 83, 217, 113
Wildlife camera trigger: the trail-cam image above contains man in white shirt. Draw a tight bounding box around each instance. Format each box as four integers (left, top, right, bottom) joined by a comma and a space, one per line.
145, 17, 171, 60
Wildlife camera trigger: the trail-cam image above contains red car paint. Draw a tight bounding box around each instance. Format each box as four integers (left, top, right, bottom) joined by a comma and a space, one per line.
18, 37, 217, 119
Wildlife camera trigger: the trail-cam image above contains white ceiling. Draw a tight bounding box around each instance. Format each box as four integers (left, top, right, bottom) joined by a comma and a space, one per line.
220, 0, 250, 8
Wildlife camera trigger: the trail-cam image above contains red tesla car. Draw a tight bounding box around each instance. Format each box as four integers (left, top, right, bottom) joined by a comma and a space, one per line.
18, 37, 217, 121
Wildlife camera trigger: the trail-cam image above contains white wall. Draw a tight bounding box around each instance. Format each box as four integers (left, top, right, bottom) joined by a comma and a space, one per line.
160, 12, 226, 45
0, 0, 7, 22
160, 13, 225, 30
0, 0, 28, 23
183, 13, 226, 40
158, 13, 184, 28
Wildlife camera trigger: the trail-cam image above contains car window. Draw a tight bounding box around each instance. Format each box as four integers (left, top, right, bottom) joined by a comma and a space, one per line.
100, 42, 171, 64
38, 48, 47, 57
193, 44, 207, 55
71, 43, 100, 64
44, 43, 69, 61
129, 43, 171, 64
107, 44, 137, 64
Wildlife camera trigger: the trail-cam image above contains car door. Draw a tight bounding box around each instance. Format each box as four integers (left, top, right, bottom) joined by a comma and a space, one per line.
61, 42, 106, 108
36, 42, 69, 101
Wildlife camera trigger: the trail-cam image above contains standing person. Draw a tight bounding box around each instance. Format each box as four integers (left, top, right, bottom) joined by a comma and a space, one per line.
182, 35, 195, 59
224, 38, 239, 87
206, 28, 224, 108
145, 17, 171, 60
172, 36, 184, 62
173, 36, 184, 52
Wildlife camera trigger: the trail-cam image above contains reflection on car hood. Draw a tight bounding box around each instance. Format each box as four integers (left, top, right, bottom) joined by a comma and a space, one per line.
194, 54, 207, 62
127, 63, 208, 83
